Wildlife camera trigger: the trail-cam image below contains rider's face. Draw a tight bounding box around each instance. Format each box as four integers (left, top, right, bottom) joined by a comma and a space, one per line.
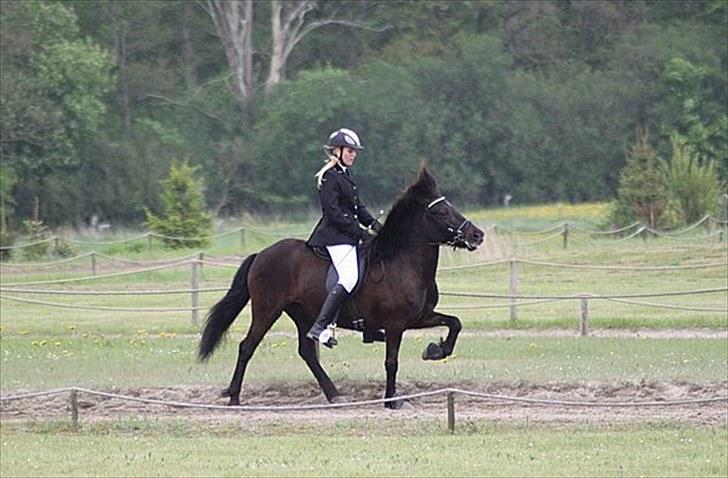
340, 147, 357, 167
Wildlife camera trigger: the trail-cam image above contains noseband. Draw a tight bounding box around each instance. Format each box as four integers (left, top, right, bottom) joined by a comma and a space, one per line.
426, 196, 472, 248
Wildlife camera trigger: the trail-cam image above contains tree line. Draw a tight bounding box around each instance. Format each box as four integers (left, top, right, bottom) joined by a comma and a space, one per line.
1, 0, 726, 232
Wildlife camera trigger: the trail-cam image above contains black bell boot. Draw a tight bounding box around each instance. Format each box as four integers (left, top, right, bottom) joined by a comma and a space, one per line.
362, 329, 386, 343
307, 284, 348, 348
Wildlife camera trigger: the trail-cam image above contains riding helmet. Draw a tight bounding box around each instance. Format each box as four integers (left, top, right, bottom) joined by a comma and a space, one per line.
325, 128, 364, 151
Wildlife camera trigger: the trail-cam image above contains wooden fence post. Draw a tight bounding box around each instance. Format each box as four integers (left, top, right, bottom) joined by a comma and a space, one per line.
562, 223, 569, 249
69, 389, 79, 430
191, 254, 202, 327
580, 296, 589, 337
447, 391, 455, 434
509, 259, 518, 321
91, 252, 97, 276
147, 234, 153, 252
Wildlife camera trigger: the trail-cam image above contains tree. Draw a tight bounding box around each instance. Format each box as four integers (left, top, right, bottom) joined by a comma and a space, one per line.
0, 1, 114, 226
660, 57, 727, 180
266, 0, 386, 92
612, 127, 669, 228
201, 0, 253, 109
145, 162, 213, 249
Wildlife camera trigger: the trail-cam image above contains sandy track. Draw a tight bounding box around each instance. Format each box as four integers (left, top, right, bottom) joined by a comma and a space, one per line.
2, 380, 726, 427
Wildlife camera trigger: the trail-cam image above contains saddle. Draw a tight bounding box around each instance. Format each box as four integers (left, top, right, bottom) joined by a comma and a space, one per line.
308, 244, 384, 343
309, 244, 369, 295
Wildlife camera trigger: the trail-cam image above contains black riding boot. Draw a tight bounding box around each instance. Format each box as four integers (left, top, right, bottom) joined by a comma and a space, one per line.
307, 284, 348, 348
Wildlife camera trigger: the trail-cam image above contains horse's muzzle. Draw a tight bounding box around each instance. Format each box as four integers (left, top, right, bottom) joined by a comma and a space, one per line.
452, 223, 485, 251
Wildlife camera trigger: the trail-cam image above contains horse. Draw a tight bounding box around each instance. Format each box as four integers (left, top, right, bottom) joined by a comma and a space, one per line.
198, 167, 485, 408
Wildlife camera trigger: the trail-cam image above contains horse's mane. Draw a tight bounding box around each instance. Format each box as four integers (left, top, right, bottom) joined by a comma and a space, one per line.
369, 166, 440, 261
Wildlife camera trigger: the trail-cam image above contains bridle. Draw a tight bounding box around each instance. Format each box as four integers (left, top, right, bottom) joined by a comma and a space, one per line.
426, 196, 473, 249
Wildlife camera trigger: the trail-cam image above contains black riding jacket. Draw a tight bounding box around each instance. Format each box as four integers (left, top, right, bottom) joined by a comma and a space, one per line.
307, 165, 377, 247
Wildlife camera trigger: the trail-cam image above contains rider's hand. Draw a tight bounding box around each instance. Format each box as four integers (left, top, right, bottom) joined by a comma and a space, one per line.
356, 229, 373, 243
371, 221, 384, 235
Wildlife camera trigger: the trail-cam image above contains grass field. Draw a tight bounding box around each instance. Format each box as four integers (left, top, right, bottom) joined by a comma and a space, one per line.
2, 203, 726, 477
1, 334, 727, 390
2, 420, 726, 477
1, 226, 725, 336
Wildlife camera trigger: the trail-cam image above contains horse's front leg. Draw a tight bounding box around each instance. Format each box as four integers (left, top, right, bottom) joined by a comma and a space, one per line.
417, 311, 462, 361
384, 328, 405, 409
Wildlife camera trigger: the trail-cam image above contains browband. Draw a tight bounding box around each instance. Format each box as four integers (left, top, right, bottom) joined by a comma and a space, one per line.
427, 196, 447, 209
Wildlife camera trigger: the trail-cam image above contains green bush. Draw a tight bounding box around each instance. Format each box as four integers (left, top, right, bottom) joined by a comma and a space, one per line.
0, 229, 16, 261
19, 218, 51, 261
52, 238, 77, 258
662, 134, 724, 224
145, 162, 212, 249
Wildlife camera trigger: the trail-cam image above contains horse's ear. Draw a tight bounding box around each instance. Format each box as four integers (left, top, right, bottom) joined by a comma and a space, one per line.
413, 164, 438, 196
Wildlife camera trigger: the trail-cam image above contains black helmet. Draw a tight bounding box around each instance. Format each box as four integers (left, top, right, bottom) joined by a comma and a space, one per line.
325, 128, 364, 151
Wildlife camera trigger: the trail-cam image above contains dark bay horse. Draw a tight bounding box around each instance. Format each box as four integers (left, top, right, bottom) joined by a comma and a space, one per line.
198, 167, 484, 408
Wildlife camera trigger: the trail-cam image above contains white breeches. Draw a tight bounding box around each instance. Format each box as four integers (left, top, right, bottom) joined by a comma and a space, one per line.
326, 244, 359, 293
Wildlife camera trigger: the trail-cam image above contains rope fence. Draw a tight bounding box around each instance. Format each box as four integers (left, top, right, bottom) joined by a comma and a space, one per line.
1, 254, 725, 328
2, 214, 726, 252
2, 253, 724, 273
1, 386, 725, 433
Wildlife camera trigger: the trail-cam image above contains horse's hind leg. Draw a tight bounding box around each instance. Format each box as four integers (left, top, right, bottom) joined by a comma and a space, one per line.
224, 306, 280, 406
287, 306, 340, 402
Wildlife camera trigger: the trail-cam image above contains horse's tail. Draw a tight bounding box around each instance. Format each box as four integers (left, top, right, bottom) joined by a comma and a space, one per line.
198, 253, 257, 361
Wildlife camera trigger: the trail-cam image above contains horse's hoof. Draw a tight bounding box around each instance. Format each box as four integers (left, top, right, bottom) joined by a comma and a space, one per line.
422, 342, 446, 361
384, 398, 407, 410
322, 337, 338, 349
228, 397, 240, 406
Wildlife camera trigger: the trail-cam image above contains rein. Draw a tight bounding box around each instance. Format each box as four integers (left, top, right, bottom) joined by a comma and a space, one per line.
370, 196, 476, 254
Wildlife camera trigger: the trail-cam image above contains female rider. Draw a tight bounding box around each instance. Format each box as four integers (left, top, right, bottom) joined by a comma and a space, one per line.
306, 128, 382, 348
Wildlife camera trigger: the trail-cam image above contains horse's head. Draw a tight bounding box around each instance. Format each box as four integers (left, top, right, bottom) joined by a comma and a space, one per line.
410, 168, 485, 250
372, 167, 484, 259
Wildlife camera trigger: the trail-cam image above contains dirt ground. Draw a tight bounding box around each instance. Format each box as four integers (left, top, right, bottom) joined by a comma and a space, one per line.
2, 380, 726, 427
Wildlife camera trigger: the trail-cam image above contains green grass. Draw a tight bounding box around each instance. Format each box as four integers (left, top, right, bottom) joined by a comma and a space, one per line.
1, 234, 725, 336
1, 419, 725, 477
2, 206, 726, 477
2, 335, 726, 390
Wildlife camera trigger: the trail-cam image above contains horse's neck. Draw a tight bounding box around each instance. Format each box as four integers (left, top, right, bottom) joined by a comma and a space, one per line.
400, 244, 440, 278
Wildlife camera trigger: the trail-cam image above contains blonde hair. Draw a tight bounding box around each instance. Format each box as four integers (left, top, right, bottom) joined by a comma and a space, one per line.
314, 152, 341, 189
